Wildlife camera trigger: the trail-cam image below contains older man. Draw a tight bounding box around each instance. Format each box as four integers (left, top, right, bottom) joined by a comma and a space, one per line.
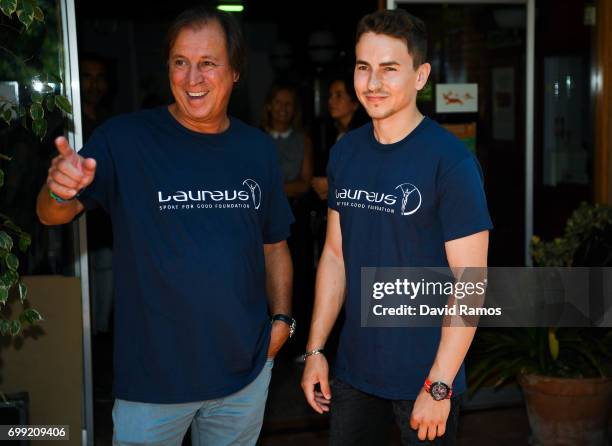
37, 6, 294, 446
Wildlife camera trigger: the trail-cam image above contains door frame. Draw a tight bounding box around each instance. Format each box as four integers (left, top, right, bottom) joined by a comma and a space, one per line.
60, 0, 94, 444
388, 0, 535, 266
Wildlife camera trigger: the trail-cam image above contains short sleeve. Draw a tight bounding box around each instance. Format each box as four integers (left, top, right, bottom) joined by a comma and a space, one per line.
326, 145, 339, 211
76, 126, 115, 212
262, 149, 294, 244
437, 156, 493, 242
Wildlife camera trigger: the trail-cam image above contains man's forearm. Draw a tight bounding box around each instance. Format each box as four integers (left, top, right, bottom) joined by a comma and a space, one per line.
427, 326, 476, 384
428, 230, 489, 385
36, 185, 84, 226
264, 241, 293, 315
306, 248, 346, 350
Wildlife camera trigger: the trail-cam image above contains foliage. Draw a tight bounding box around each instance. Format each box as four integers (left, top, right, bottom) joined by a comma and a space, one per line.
470, 203, 612, 390
0, 0, 74, 335
0, 0, 72, 141
470, 327, 612, 389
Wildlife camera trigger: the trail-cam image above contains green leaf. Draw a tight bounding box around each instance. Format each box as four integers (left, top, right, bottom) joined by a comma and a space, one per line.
0, 0, 17, 16
29, 102, 44, 120
31, 90, 43, 104
0, 231, 12, 251
16, 8, 34, 29
10, 320, 21, 336
3, 219, 22, 233
19, 309, 42, 325
18, 234, 31, 252
1, 109, 11, 125
31, 118, 47, 140
0, 286, 8, 305
2, 219, 22, 233
20, 0, 34, 15
1, 270, 18, 287
32, 5, 43, 22
44, 94, 55, 112
6, 253, 18, 271
18, 281, 27, 302
0, 320, 10, 336
54, 95, 72, 114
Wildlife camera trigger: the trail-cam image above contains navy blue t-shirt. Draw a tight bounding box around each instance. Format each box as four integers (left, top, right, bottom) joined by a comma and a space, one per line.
327, 117, 493, 400
78, 107, 293, 403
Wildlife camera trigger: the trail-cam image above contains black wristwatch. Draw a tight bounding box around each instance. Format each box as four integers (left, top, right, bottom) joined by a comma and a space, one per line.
271, 314, 296, 338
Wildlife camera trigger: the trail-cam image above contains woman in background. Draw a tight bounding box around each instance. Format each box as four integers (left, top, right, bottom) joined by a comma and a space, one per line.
263, 84, 314, 359
263, 84, 314, 198
312, 75, 368, 246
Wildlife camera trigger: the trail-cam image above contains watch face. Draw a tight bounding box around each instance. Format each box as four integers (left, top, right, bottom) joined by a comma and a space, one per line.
430, 382, 449, 401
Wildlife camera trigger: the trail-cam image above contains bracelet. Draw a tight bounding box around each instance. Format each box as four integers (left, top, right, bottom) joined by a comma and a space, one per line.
49, 189, 81, 203
302, 348, 324, 361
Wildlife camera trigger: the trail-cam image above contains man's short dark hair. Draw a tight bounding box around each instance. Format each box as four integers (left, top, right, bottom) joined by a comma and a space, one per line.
165, 6, 246, 78
356, 9, 427, 69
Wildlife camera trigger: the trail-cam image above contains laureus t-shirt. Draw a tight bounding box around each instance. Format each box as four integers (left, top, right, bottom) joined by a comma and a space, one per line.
78, 107, 293, 403
327, 117, 493, 399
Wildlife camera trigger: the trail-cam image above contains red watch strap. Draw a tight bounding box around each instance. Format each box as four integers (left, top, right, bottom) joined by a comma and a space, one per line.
424, 378, 452, 399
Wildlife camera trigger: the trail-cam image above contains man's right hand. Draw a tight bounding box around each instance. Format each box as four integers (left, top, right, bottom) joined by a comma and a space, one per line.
47, 136, 97, 200
301, 353, 332, 414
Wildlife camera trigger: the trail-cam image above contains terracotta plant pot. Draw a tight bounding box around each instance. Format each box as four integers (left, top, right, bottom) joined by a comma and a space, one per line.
518, 374, 612, 446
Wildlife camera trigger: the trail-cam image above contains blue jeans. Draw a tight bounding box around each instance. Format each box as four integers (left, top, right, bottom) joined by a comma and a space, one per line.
112, 358, 273, 446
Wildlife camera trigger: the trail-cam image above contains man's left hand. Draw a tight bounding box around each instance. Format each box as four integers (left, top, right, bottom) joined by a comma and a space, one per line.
267, 320, 290, 359
409, 388, 451, 441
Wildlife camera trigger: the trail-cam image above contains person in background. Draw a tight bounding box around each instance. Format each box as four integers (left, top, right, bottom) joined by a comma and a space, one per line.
262, 84, 314, 199
80, 53, 112, 141
263, 84, 314, 359
79, 54, 116, 404
79, 53, 115, 337
311, 74, 368, 252
312, 74, 367, 202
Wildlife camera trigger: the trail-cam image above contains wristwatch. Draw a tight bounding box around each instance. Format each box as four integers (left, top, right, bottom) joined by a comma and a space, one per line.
271, 314, 296, 338
424, 378, 452, 401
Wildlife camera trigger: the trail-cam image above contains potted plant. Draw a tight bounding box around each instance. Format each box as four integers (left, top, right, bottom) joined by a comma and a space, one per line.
470, 202, 612, 446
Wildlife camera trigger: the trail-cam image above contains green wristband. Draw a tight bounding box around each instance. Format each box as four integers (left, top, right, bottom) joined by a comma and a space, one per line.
49, 189, 80, 203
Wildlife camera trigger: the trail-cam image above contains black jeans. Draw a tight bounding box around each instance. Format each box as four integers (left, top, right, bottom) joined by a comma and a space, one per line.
329, 378, 461, 446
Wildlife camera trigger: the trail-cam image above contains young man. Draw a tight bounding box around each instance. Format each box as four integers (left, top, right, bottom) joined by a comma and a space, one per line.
301, 9, 492, 445
37, 7, 294, 446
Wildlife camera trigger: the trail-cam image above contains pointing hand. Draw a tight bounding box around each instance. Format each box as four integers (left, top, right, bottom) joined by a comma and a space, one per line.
47, 136, 96, 200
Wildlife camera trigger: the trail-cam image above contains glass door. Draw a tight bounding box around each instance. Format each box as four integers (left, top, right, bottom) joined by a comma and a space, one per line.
0, 0, 92, 444
389, 0, 534, 266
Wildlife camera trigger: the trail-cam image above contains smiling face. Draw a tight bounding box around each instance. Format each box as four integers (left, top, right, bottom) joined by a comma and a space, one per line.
269, 89, 295, 130
168, 21, 238, 132
354, 32, 429, 123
